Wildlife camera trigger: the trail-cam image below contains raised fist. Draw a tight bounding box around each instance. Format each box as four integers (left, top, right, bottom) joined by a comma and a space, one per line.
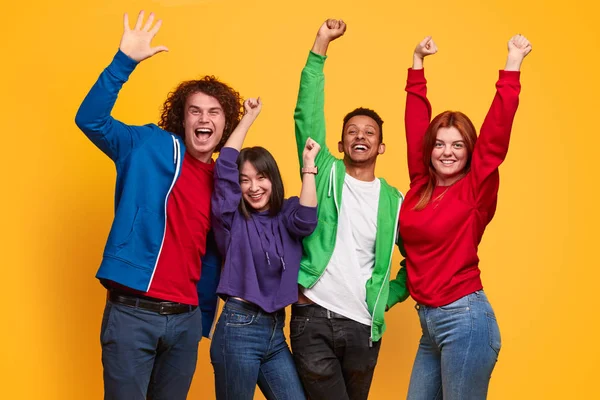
414, 36, 438, 60
302, 137, 321, 166
317, 19, 347, 42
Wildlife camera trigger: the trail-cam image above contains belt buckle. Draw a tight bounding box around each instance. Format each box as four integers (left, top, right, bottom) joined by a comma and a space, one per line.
159, 303, 171, 315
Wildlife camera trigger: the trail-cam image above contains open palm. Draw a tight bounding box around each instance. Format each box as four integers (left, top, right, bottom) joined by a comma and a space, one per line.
119, 11, 168, 62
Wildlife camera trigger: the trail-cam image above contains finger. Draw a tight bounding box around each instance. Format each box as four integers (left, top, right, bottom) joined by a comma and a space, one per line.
430, 40, 438, 53
150, 45, 169, 56
420, 36, 432, 47
134, 10, 145, 31
149, 19, 163, 36
143, 12, 155, 31
340, 20, 347, 33
123, 13, 131, 31
326, 19, 335, 29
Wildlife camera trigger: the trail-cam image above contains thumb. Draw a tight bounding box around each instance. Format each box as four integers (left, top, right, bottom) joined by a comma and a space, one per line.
150, 45, 169, 56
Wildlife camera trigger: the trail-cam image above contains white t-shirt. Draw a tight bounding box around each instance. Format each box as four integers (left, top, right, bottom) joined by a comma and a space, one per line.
302, 173, 381, 326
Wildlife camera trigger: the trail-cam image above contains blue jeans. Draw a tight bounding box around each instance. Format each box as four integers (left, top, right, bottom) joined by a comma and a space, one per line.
407, 290, 501, 400
100, 300, 202, 400
210, 298, 305, 400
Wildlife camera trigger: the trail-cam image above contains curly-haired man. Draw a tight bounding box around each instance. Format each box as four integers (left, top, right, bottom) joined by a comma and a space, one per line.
75, 11, 243, 400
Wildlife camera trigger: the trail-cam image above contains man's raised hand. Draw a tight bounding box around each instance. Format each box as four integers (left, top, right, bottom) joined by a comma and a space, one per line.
119, 11, 169, 62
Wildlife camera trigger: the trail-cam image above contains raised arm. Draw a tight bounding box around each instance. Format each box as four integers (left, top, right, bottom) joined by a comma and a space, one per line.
405, 37, 437, 183
212, 99, 261, 236
294, 19, 346, 167
74, 11, 169, 162
299, 137, 320, 207
222, 98, 262, 151
470, 35, 531, 205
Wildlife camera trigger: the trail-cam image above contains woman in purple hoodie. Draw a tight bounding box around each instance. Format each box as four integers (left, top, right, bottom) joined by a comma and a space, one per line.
210, 98, 320, 400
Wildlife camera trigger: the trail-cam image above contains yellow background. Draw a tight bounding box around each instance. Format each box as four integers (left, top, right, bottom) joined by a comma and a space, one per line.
1, 0, 597, 398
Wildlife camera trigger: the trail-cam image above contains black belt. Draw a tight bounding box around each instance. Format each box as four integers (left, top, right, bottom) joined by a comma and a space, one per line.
109, 291, 197, 315
291, 303, 349, 319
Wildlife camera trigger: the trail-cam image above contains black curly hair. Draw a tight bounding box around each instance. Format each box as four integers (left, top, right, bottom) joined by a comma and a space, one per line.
342, 107, 384, 142
158, 76, 243, 151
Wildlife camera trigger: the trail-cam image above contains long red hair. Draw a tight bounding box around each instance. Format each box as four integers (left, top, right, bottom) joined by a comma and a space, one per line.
414, 111, 478, 210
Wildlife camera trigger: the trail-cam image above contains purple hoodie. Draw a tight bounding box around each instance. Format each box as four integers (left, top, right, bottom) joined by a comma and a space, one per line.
211, 147, 318, 312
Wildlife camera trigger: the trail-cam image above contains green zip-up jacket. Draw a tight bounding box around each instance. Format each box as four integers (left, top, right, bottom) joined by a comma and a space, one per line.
294, 51, 410, 342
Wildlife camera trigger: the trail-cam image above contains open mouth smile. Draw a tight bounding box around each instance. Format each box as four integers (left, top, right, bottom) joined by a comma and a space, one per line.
352, 143, 369, 152
194, 128, 213, 141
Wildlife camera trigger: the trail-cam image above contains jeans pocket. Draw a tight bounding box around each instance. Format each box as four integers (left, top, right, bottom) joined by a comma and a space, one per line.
100, 301, 116, 345
486, 312, 502, 356
438, 296, 470, 313
225, 309, 255, 327
289, 316, 309, 339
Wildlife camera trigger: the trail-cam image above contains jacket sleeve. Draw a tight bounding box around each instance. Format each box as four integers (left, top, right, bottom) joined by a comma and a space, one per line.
294, 51, 334, 175
197, 230, 222, 339
74, 50, 155, 162
387, 235, 410, 309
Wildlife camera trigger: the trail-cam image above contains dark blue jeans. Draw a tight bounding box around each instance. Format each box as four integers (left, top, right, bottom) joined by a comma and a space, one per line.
100, 300, 202, 400
210, 298, 305, 400
407, 290, 502, 400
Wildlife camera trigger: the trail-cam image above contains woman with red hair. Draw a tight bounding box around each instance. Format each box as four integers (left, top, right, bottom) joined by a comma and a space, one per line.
400, 35, 532, 399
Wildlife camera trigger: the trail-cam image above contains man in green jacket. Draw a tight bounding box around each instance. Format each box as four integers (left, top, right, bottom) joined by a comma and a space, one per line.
290, 19, 410, 400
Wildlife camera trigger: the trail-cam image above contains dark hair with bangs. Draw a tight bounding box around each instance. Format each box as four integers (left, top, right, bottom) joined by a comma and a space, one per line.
236, 147, 285, 218
158, 76, 244, 151
342, 107, 384, 142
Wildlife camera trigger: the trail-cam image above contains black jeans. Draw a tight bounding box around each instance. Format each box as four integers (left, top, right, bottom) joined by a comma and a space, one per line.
290, 304, 381, 400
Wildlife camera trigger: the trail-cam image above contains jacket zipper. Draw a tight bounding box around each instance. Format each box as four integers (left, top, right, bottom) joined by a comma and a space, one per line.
308, 163, 340, 288
369, 192, 403, 346
145, 136, 181, 291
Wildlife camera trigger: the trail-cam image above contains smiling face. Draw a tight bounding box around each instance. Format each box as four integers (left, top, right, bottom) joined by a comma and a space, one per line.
182, 91, 226, 162
240, 161, 273, 212
338, 115, 385, 165
431, 126, 469, 186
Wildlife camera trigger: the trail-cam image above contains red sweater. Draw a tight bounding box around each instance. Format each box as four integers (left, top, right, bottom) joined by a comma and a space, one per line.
399, 68, 521, 307
145, 153, 214, 305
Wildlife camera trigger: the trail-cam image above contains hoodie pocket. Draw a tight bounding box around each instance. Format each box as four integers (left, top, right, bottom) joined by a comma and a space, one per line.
111, 207, 162, 270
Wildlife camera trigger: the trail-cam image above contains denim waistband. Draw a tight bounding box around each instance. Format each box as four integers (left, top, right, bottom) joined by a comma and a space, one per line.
415, 290, 490, 310
224, 297, 284, 317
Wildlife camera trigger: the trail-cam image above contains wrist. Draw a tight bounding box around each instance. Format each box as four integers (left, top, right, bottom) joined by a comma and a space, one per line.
504, 56, 523, 71
301, 166, 318, 175
312, 36, 331, 55
412, 55, 424, 70
240, 114, 257, 124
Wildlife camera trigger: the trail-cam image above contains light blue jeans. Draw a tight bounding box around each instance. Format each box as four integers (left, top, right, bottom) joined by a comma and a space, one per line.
210, 298, 306, 400
407, 290, 501, 400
